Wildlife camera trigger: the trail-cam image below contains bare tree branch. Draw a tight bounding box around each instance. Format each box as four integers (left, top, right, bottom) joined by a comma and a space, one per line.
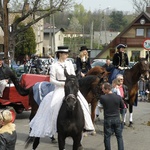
132, 0, 150, 13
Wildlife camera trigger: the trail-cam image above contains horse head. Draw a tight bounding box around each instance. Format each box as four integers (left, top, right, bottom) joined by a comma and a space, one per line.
64, 68, 79, 111
138, 57, 150, 79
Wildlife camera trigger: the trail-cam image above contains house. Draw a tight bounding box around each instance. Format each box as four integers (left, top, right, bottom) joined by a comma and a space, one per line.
64, 31, 83, 38
96, 7, 150, 61
8, 12, 44, 57
94, 31, 120, 46
43, 23, 65, 56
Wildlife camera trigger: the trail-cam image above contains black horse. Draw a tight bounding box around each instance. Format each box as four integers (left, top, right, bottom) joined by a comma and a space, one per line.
57, 69, 84, 150
24, 72, 107, 150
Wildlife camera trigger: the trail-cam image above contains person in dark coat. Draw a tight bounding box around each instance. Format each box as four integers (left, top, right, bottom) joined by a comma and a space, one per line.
138, 75, 147, 101
110, 44, 129, 83
103, 59, 114, 83
76, 46, 91, 78
0, 110, 17, 150
100, 82, 124, 150
0, 53, 12, 97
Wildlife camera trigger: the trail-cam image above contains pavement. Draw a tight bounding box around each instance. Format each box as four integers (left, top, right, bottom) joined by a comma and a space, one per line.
15, 101, 150, 150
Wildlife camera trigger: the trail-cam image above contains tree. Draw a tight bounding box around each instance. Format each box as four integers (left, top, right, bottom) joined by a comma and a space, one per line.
68, 17, 82, 32
132, 0, 150, 13
0, 0, 72, 62
109, 11, 127, 32
15, 25, 36, 61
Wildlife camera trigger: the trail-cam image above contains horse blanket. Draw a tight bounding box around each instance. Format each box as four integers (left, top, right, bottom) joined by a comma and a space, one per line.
33, 81, 55, 105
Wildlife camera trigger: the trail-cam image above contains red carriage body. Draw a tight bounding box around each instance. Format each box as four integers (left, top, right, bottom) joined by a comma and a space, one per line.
0, 74, 50, 113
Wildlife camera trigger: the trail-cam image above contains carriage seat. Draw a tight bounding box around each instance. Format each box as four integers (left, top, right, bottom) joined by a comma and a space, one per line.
20, 74, 50, 89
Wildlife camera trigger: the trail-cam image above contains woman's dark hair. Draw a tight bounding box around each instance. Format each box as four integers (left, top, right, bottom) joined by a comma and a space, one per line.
56, 52, 68, 59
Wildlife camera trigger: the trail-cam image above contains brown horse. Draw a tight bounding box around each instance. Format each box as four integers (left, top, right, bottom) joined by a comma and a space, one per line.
88, 58, 149, 127
123, 57, 149, 126
81, 66, 110, 122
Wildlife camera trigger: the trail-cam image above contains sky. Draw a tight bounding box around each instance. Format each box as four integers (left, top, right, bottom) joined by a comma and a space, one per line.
75, 0, 134, 12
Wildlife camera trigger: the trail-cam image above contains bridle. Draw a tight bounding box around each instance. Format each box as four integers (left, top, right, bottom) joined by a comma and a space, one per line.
64, 94, 77, 110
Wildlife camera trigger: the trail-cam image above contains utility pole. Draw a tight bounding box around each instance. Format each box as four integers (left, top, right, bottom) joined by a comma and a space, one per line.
90, 21, 93, 49
3, 0, 9, 64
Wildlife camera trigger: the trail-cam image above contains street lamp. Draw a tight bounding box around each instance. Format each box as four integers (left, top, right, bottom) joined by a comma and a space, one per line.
98, 6, 110, 48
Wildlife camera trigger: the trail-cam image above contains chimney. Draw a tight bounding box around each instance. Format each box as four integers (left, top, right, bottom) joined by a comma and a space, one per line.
146, 6, 150, 13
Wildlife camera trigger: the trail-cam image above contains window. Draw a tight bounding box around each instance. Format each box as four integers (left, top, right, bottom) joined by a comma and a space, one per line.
131, 51, 140, 61
136, 29, 144, 36
147, 29, 150, 38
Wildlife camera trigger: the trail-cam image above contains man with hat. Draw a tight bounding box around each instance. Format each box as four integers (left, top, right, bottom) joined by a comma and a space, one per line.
0, 52, 11, 97
76, 46, 91, 78
109, 44, 129, 83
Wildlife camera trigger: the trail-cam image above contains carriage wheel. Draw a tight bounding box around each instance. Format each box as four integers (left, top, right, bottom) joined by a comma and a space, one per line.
14, 105, 24, 114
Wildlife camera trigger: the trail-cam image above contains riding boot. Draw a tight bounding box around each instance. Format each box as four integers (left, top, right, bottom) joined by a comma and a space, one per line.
50, 135, 57, 143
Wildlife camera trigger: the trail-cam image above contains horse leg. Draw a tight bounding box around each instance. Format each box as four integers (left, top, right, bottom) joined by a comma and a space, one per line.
73, 134, 83, 150
128, 104, 133, 127
58, 134, 66, 150
32, 137, 40, 150
91, 101, 97, 123
90, 101, 97, 135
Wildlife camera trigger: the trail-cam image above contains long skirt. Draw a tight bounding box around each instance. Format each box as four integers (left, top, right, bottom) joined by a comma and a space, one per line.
29, 85, 95, 138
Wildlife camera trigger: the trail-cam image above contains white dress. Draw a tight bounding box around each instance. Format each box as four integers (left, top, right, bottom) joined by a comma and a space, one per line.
29, 60, 95, 137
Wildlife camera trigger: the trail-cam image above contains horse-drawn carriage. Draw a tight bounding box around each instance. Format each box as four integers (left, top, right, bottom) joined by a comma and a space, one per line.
0, 74, 50, 114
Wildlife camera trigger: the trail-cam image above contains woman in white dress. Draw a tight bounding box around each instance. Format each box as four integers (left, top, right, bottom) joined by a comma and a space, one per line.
29, 46, 95, 139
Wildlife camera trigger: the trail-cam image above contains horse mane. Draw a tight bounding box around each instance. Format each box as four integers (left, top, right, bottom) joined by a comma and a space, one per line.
87, 66, 107, 76
79, 75, 98, 87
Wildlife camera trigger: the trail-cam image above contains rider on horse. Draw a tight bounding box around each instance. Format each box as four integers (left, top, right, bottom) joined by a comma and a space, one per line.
110, 44, 129, 83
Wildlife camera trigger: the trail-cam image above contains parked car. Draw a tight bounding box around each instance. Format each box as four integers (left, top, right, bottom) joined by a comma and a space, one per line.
67, 58, 77, 71
11, 61, 25, 77
91, 61, 105, 68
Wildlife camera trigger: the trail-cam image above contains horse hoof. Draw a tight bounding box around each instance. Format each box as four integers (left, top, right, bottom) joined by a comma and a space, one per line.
128, 122, 133, 127
83, 133, 88, 137
91, 131, 96, 135
51, 138, 57, 144
78, 146, 84, 150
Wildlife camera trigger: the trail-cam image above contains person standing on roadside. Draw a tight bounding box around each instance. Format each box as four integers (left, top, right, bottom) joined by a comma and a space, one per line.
0, 53, 10, 97
23, 54, 30, 73
116, 74, 128, 129
100, 82, 124, 150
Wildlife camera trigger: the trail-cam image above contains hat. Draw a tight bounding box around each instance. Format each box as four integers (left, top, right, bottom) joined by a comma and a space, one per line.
56, 46, 70, 53
0, 52, 4, 60
116, 44, 127, 50
80, 46, 88, 51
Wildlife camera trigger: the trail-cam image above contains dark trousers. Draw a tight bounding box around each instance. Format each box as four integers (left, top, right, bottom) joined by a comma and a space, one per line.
120, 108, 127, 129
104, 118, 124, 150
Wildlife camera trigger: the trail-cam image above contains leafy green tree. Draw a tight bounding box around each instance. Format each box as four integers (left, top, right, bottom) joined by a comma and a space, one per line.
68, 17, 82, 32
109, 11, 128, 32
15, 25, 36, 61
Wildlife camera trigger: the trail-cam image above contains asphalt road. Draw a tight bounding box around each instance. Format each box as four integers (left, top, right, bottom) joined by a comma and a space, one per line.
15, 101, 150, 150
